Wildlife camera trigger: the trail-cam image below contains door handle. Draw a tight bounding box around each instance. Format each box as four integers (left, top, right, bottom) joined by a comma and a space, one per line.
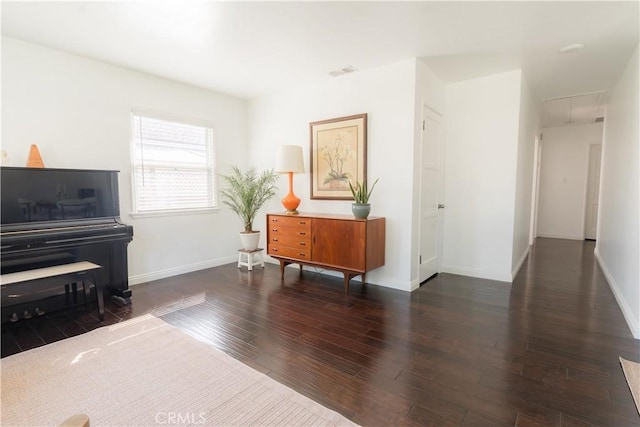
437, 204, 445, 209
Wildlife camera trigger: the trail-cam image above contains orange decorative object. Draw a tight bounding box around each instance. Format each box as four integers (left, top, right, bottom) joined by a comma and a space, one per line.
276, 145, 304, 215
281, 171, 301, 215
27, 144, 45, 168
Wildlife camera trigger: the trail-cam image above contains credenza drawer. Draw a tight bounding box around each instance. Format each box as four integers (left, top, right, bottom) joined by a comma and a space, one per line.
268, 234, 311, 247
268, 216, 311, 229
269, 225, 310, 237
267, 245, 311, 260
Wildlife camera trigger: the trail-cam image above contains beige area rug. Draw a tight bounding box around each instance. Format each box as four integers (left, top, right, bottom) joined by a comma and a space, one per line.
620, 357, 640, 415
1, 314, 357, 427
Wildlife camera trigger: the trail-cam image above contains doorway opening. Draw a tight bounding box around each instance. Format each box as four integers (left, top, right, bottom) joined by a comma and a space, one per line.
584, 144, 602, 241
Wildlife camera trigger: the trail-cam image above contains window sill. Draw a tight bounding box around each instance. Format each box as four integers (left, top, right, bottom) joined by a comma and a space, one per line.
129, 207, 220, 219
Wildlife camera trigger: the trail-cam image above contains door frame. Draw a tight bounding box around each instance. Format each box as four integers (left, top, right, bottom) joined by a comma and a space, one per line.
529, 135, 541, 245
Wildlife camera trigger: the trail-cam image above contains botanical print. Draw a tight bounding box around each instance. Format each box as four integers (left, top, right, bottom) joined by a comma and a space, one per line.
310, 113, 367, 200
317, 125, 358, 191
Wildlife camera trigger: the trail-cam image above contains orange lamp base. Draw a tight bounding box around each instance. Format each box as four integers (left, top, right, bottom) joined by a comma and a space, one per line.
282, 172, 300, 215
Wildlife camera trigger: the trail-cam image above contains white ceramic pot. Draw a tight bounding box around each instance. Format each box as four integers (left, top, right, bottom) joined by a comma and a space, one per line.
239, 231, 260, 250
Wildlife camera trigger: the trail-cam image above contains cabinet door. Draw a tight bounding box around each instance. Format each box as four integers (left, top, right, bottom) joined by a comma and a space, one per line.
312, 218, 365, 270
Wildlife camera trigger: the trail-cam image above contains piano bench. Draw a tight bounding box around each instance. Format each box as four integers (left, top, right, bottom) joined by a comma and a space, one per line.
0, 261, 105, 321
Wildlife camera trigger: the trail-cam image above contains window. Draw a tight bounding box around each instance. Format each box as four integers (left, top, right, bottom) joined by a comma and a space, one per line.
131, 109, 216, 214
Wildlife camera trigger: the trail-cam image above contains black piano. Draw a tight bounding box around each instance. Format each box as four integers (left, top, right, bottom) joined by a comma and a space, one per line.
1, 167, 133, 321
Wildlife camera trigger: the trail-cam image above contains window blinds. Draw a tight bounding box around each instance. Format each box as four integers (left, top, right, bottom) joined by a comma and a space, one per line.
132, 112, 216, 212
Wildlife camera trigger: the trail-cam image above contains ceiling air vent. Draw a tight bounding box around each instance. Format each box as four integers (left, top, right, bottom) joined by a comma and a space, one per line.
328, 65, 358, 77
594, 117, 604, 123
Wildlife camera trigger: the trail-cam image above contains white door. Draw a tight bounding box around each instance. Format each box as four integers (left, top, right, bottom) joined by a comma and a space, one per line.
419, 107, 444, 283
584, 144, 602, 240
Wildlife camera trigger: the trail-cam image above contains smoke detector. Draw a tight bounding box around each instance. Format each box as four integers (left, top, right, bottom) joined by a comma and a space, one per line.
559, 43, 584, 54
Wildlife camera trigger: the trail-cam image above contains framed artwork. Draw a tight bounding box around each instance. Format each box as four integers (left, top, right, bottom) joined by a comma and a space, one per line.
309, 113, 367, 200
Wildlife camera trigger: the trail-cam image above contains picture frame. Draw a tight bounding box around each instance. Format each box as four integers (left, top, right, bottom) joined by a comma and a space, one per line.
309, 113, 367, 200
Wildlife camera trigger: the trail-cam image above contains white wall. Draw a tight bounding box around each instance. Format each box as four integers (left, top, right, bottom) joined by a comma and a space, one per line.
1, 37, 249, 284
596, 45, 639, 339
511, 76, 540, 277
442, 69, 522, 282
248, 59, 420, 291
537, 123, 604, 240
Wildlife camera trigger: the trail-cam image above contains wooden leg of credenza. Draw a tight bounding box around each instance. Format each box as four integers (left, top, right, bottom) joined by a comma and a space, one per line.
362, 273, 366, 285
343, 273, 350, 293
279, 261, 285, 278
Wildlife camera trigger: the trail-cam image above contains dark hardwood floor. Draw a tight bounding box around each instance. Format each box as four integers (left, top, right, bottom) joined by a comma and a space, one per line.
2, 238, 639, 426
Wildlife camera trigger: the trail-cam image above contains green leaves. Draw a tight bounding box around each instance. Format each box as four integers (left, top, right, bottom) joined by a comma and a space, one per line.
220, 166, 279, 232
323, 172, 350, 185
348, 178, 379, 204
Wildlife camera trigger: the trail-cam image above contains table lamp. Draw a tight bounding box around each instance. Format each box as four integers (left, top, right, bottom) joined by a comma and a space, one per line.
276, 145, 304, 215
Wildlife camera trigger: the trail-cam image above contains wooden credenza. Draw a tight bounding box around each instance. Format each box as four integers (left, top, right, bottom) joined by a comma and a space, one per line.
266, 213, 385, 292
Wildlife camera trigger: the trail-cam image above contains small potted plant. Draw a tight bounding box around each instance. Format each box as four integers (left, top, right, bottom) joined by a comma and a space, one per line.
220, 166, 279, 250
348, 178, 379, 219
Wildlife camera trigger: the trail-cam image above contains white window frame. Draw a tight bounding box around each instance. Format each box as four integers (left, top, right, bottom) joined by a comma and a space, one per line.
129, 108, 218, 218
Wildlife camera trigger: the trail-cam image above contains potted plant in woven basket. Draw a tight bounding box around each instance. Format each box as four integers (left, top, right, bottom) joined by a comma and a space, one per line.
348, 178, 379, 219
220, 166, 279, 250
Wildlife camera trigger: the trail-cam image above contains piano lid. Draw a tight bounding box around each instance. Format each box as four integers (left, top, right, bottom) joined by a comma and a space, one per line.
1, 167, 122, 230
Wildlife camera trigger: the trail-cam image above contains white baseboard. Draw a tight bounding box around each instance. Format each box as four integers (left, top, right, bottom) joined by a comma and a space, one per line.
594, 248, 640, 340
128, 255, 515, 292
511, 246, 530, 280
129, 255, 236, 286
536, 232, 583, 240
441, 264, 512, 283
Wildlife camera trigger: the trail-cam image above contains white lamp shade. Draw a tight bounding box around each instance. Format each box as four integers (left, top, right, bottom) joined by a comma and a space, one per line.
276, 145, 304, 173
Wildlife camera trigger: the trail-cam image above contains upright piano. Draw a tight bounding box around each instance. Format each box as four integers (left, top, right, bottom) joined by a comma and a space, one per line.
1, 167, 133, 320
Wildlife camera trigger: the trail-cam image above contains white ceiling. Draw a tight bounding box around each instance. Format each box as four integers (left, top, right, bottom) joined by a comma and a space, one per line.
2, 1, 638, 127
